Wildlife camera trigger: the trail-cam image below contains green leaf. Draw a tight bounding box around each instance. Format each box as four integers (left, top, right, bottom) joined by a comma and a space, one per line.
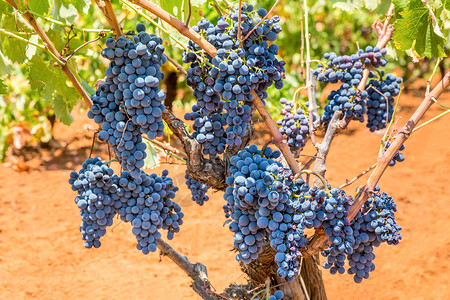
0, 78, 7, 94
159, 0, 205, 48
71, 0, 91, 14
0, 50, 11, 75
364, 0, 381, 11
393, 0, 447, 58
81, 79, 96, 96
67, 59, 95, 95
28, 0, 51, 15
29, 56, 78, 125
1, 14, 38, 63
52, 94, 74, 125
143, 140, 160, 169
392, 0, 409, 12
51, 0, 77, 25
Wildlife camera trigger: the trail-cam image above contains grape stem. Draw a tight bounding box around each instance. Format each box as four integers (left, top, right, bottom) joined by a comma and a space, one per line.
4, 0, 93, 108
338, 162, 377, 189
241, 0, 281, 42
93, 0, 123, 38
313, 110, 343, 189
25, 9, 112, 33
119, 0, 187, 49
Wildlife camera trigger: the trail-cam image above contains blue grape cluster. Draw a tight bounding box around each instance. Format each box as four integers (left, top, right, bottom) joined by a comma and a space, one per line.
224, 145, 283, 264
116, 169, 183, 253
276, 98, 309, 152
69, 157, 121, 248
70, 158, 183, 254
320, 189, 354, 275
185, 169, 210, 206
88, 23, 167, 178
322, 84, 367, 126
314, 46, 390, 127
383, 141, 406, 167
366, 72, 402, 131
315, 47, 387, 84
347, 186, 402, 283
254, 289, 284, 300
183, 3, 285, 153
184, 110, 227, 156
223, 146, 402, 283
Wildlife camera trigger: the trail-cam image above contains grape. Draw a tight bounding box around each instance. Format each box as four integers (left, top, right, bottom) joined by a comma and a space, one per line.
182, 4, 286, 155
116, 169, 183, 253
70, 157, 183, 254
314, 46, 390, 127
254, 289, 284, 300
88, 23, 167, 178
383, 141, 406, 167
69, 157, 119, 248
346, 186, 402, 282
277, 98, 309, 151
185, 169, 210, 206
366, 73, 402, 131
321, 84, 367, 127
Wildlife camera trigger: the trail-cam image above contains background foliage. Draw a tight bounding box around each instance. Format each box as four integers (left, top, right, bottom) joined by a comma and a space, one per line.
0, 0, 448, 161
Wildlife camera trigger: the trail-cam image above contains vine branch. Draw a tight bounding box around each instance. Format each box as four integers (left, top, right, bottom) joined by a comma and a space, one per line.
94, 0, 123, 38
157, 238, 215, 300
5, 0, 93, 107
348, 71, 450, 220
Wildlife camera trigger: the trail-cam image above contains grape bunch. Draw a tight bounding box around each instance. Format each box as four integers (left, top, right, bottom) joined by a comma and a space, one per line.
383, 141, 406, 166
88, 23, 167, 178
276, 98, 309, 152
223, 144, 403, 283
185, 169, 210, 206
314, 46, 390, 127
315, 46, 387, 84
224, 145, 285, 264
347, 186, 402, 283
183, 3, 285, 151
69, 157, 183, 254
69, 157, 120, 248
184, 109, 227, 157
116, 169, 182, 253
366, 73, 402, 131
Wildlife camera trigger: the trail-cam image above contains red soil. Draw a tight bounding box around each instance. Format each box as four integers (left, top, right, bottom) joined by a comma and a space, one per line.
0, 78, 449, 300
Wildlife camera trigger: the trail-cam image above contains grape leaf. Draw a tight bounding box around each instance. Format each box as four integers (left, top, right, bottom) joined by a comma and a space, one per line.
71, 0, 91, 14
29, 56, 78, 125
0, 79, 7, 94
28, 0, 51, 15
52, 94, 74, 125
51, 0, 77, 25
364, 0, 381, 10
0, 50, 11, 75
67, 59, 96, 95
393, 0, 447, 58
143, 139, 160, 169
1, 14, 38, 63
392, 0, 408, 11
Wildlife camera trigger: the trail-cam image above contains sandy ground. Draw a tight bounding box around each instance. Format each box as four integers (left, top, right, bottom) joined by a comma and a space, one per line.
0, 78, 449, 300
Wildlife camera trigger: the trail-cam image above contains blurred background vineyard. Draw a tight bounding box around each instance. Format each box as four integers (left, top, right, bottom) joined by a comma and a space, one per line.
0, 0, 448, 163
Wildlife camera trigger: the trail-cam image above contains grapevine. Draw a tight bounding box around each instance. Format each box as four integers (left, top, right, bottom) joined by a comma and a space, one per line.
1, 1, 449, 300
